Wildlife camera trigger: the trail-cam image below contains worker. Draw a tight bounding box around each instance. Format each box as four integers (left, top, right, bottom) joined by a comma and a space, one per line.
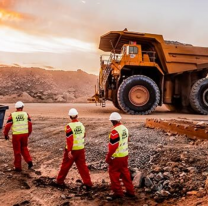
4, 101, 33, 171
106, 112, 135, 200
55, 108, 93, 190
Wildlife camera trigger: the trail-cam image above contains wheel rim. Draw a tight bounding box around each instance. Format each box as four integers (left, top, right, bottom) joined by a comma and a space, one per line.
202, 88, 208, 107
128, 85, 150, 106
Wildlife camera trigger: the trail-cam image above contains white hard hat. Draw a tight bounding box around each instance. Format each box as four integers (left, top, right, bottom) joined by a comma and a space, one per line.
109, 112, 122, 121
68, 108, 78, 116
15, 101, 24, 108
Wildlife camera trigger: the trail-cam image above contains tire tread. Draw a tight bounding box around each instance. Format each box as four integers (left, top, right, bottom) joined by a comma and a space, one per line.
117, 75, 160, 115
189, 78, 208, 115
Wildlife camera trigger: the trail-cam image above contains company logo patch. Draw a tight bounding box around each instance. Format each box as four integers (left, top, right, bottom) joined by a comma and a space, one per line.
74, 126, 83, 135
16, 115, 25, 122
122, 130, 127, 139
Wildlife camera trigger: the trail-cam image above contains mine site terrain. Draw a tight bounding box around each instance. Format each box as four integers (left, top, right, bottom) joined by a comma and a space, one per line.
1, 103, 208, 206
0, 66, 97, 103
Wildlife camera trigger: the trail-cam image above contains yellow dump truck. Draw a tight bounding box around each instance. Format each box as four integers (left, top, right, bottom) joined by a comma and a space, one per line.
97, 29, 208, 115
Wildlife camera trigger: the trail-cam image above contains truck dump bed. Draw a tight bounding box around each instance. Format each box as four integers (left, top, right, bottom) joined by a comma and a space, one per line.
99, 30, 208, 74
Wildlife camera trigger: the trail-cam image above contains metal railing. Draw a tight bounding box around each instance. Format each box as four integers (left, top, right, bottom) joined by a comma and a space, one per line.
100, 54, 113, 90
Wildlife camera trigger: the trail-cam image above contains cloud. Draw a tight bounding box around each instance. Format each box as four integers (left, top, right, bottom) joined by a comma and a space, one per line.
0, 0, 15, 9
0, 26, 97, 53
0, 9, 23, 22
0, 0, 110, 44
1, 0, 208, 74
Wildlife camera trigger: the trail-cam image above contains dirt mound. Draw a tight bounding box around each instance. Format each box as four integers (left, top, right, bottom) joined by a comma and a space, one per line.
0, 67, 97, 103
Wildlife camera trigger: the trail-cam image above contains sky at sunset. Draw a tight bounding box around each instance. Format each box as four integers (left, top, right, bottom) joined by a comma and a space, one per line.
0, 0, 208, 74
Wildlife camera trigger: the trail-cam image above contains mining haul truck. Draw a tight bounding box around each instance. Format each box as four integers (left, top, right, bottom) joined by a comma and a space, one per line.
97, 30, 208, 115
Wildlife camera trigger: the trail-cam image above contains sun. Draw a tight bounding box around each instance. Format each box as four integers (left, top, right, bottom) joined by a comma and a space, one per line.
0, 9, 23, 22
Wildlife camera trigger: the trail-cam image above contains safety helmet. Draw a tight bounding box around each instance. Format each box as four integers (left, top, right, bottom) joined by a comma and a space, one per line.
68, 108, 78, 116
15, 101, 24, 109
109, 112, 122, 121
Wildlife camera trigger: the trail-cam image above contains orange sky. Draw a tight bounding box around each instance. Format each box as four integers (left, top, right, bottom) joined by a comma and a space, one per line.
0, 0, 208, 74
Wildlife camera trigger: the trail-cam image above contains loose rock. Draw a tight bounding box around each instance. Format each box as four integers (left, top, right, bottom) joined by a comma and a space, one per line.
133, 171, 143, 188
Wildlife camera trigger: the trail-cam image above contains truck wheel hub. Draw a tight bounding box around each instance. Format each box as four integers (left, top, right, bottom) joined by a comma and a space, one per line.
129, 86, 150, 106
203, 88, 208, 107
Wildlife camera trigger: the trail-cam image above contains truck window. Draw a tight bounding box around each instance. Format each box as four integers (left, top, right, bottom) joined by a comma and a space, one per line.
129, 46, 138, 54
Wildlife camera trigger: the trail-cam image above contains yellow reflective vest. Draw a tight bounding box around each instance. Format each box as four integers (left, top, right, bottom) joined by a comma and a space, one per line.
66, 121, 85, 150
11, 112, 29, 135
112, 124, 129, 158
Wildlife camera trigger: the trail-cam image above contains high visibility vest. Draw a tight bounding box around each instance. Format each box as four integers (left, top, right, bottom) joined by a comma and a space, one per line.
112, 125, 129, 158
11, 112, 29, 135
66, 121, 85, 150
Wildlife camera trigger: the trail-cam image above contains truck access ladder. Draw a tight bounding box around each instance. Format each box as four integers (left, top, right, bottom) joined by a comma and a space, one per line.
100, 54, 113, 90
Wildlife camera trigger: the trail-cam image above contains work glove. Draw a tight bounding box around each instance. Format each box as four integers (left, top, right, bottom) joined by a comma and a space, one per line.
68, 151, 73, 159
5, 135, 9, 140
105, 156, 112, 165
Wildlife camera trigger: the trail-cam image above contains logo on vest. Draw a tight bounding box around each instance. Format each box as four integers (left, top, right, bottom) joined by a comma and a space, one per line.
74, 126, 82, 135
122, 130, 127, 139
16, 115, 25, 122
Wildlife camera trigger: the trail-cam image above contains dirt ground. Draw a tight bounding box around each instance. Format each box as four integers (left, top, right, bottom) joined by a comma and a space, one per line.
1, 103, 208, 206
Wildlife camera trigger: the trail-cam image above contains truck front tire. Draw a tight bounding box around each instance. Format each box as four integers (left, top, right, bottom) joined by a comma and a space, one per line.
117, 75, 160, 115
190, 78, 208, 115
112, 99, 121, 110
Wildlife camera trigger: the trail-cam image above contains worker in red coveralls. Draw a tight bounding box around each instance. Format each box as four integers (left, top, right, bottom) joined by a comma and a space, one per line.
55, 108, 93, 190
106, 112, 135, 200
4, 101, 33, 171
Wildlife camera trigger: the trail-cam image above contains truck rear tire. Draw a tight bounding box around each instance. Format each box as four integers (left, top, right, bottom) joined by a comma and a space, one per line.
117, 75, 160, 114
190, 78, 208, 115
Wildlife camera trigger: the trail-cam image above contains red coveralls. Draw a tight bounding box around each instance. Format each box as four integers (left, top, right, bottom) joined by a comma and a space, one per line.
57, 119, 92, 186
105, 123, 135, 197
4, 109, 32, 170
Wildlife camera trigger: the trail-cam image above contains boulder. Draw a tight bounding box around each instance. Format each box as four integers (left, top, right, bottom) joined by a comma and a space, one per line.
187, 167, 197, 173
133, 171, 143, 188
160, 190, 170, 197
186, 191, 198, 195
144, 177, 153, 188
154, 172, 164, 181
152, 165, 162, 172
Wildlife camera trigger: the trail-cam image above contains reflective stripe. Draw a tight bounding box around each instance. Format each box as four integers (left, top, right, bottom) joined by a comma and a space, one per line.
76, 137, 84, 140
111, 125, 129, 158
118, 148, 128, 153
65, 121, 85, 150
12, 127, 28, 131
13, 123, 28, 126
73, 143, 84, 147
11, 112, 29, 135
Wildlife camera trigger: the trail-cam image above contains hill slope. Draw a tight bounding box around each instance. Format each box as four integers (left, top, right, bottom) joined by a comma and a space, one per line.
0, 67, 97, 103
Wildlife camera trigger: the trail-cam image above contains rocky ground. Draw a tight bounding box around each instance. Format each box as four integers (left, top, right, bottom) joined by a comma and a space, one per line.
0, 66, 97, 103
1, 104, 208, 206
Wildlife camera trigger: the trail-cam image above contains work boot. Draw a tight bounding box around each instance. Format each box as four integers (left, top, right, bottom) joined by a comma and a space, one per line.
28, 161, 33, 169
106, 194, 123, 201
82, 184, 92, 191
124, 192, 137, 199
13, 167, 22, 172
52, 179, 66, 188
